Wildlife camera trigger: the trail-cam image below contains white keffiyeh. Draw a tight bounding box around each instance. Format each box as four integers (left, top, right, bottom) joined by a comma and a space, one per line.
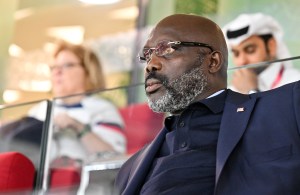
222, 12, 292, 67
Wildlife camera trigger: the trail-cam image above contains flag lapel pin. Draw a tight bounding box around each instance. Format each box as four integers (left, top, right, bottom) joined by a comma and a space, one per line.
237, 107, 245, 112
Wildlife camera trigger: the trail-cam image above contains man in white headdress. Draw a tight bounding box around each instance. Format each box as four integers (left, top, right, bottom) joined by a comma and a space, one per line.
223, 12, 300, 94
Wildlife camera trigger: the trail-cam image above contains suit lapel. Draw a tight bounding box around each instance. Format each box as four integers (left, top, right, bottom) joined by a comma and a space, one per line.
215, 90, 257, 185
122, 128, 167, 195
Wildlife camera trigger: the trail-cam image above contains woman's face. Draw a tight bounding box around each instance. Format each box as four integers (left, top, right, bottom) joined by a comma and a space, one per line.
50, 50, 87, 97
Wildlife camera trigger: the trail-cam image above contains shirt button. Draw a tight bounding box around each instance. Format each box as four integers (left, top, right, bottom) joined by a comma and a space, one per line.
179, 121, 185, 127
181, 142, 187, 148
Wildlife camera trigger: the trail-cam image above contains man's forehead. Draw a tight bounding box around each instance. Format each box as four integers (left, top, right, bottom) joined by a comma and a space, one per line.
144, 24, 197, 47
230, 35, 263, 49
144, 28, 180, 46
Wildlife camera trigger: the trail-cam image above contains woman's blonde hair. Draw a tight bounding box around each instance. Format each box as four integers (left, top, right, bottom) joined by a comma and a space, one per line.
53, 41, 106, 91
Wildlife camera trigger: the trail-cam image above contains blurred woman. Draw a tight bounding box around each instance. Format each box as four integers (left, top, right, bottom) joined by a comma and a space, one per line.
28, 41, 126, 162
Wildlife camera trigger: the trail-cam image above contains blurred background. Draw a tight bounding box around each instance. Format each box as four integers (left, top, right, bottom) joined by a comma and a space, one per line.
1, 0, 300, 105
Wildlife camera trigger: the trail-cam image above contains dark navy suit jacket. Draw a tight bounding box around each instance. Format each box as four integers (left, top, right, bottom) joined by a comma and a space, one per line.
116, 80, 300, 195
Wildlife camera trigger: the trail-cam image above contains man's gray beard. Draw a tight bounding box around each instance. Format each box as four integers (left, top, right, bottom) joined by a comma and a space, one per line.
148, 66, 208, 113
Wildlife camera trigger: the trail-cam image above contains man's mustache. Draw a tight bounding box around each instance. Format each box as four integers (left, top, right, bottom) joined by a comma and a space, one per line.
145, 72, 168, 87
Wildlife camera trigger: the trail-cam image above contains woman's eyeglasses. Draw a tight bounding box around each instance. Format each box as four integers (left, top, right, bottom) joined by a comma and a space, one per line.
49, 62, 81, 72
138, 40, 214, 63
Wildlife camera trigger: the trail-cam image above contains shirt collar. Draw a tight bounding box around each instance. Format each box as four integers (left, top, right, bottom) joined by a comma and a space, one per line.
206, 89, 225, 99
55, 99, 83, 108
164, 89, 227, 131
166, 89, 227, 117
197, 89, 227, 114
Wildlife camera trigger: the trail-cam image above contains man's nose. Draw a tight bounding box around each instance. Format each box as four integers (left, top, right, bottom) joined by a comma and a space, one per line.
145, 55, 162, 73
234, 53, 249, 66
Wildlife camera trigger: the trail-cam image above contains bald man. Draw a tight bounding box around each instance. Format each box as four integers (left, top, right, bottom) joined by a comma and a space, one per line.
115, 14, 300, 194
223, 13, 300, 94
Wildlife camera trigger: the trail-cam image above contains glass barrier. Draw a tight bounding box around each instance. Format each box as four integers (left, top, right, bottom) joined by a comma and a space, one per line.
0, 99, 52, 193
42, 83, 165, 194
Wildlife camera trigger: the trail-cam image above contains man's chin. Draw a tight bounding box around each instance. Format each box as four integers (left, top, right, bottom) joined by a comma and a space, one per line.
146, 95, 159, 106
146, 89, 166, 101
148, 102, 167, 113
146, 95, 165, 112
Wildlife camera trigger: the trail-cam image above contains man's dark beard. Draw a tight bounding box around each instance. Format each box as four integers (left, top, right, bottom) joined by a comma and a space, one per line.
253, 46, 273, 75
253, 65, 267, 75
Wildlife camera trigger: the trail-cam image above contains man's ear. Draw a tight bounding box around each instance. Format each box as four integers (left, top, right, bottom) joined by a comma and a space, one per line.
208, 51, 223, 73
267, 37, 277, 57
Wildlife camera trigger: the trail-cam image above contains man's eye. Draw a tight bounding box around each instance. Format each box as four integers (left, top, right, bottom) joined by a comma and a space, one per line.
245, 46, 256, 54
170, 45, 180, 50
164, 47, 176, 54
232, 51, 239, 57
